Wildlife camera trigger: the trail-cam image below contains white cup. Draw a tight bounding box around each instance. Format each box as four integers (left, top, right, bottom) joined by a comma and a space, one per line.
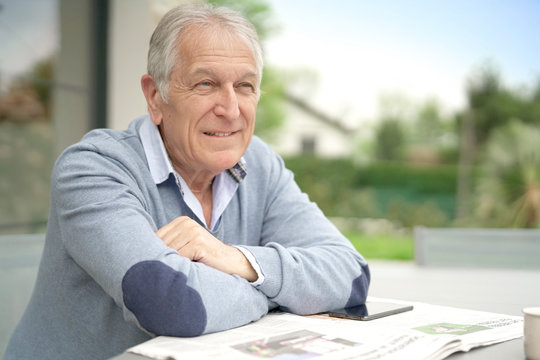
524, 307, 540, 360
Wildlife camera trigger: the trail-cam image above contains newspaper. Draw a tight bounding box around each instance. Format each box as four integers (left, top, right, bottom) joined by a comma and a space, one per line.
127, 297, 523, 360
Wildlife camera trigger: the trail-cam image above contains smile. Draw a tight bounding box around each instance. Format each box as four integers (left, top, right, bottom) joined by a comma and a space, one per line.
204, 131, 234, 137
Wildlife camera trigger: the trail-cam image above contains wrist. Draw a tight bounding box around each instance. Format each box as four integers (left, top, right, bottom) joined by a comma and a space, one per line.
231, 246, 258, 282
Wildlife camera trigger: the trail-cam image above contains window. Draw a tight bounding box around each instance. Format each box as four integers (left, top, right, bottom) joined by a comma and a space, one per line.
0, 0, 59, 234
301, 136, 316, 155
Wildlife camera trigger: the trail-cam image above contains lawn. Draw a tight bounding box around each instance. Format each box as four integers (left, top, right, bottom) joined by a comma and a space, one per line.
344, 232, 414, 261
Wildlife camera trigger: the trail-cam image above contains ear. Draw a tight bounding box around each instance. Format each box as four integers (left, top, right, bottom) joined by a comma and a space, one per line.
141, 74, 165, 126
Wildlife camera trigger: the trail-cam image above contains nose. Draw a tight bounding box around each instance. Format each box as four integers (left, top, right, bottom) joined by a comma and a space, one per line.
214, 85, 240, 120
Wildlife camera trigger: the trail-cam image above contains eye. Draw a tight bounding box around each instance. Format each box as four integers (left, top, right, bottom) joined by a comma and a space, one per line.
238, 82, 255, 92
193, 80, 215, 92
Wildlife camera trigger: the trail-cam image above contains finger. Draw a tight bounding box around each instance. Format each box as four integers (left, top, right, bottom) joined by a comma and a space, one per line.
165, 218, 203, 250
155, 216, 190, 242
177, 240, 198, 261
156, 216, 189, 235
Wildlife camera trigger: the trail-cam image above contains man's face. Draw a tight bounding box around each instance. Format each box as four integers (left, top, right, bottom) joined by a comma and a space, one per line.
152, 26, 259, 177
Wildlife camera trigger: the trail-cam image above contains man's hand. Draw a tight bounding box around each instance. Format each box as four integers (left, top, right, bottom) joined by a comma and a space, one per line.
156, 216, 258, 282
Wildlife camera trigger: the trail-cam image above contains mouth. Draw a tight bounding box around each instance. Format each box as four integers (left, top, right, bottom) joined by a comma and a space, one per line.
203, 131, 236, 137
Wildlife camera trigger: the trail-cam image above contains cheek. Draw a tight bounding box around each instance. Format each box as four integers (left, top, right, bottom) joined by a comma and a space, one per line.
163, 107, 193, 135
161, 113, 190, 151
242, 100, 258, 126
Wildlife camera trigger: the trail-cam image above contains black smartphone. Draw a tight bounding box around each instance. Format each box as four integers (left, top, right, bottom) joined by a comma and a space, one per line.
326, 301, 413, 321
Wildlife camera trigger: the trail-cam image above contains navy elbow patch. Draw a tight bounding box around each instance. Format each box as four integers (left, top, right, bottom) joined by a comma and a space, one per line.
122, 260, 207, 337
345, 267, 371, 308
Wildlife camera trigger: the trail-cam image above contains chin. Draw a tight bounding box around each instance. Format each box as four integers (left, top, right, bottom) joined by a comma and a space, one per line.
210, 152, 243, 172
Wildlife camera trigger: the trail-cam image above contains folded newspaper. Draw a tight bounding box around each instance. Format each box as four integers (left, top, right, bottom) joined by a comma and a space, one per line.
127, 297, 523, 360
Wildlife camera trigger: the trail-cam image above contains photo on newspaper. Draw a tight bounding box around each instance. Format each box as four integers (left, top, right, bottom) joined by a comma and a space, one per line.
231, 329, 361, 359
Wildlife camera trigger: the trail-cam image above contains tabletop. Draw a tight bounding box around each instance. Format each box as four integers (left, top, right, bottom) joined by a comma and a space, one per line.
111, 260, 540, 360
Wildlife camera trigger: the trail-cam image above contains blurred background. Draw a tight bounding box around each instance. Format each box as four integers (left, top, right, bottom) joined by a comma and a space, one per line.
1, 0, 539, 260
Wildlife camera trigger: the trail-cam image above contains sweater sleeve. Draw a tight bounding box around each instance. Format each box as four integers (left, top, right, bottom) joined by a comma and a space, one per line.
241, 141, 370, 315
52, 138, 269, 337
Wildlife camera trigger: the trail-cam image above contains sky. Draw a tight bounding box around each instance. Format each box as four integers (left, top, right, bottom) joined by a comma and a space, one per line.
264, 0, 540, 126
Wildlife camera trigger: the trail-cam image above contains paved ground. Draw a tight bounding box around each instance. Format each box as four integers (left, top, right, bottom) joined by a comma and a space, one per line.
367, 260, 540, 316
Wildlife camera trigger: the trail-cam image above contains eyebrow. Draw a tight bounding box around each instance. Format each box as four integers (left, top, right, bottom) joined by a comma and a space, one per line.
189, 67, 258, 81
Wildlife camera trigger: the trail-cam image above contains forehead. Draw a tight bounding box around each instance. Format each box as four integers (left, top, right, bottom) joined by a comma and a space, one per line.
176, 24, 257, 75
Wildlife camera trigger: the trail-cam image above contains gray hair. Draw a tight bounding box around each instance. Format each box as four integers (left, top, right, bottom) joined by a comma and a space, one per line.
147, 3, 264, 103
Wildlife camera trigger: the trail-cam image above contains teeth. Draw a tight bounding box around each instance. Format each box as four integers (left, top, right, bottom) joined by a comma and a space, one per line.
204, 132, 232, 137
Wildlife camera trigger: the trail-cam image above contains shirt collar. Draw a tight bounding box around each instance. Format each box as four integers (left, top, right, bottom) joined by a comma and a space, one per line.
139, 115, 175, 184
139, 115, 248, 185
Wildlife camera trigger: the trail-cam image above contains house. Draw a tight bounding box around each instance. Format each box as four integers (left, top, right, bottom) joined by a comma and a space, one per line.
269, 93, 356, 158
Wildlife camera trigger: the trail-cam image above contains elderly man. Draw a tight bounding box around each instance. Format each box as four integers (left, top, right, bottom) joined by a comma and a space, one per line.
5, 4, 369, 360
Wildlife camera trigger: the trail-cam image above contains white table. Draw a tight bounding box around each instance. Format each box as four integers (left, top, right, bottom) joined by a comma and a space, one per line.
368, 260, 538, 359
112, 260, 540, 359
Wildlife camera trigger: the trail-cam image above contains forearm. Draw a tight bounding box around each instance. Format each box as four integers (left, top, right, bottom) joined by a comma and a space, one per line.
156, 216, 258, 282
245, 241, 370, 314
121, 255, 268, 336
226, 246, 258, 282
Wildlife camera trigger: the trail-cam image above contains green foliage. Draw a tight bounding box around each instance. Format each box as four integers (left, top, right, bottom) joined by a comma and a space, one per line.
354, 162, 458, 193
415, 100, 445, 143
284, 155, 457, 226
336, 188, 382, 219
28, 57, 54, 116
374, 117, 405, 161
455, 62, 540, 226
385, 198, 449, 228
464, 62, 540, 145
474, 121, 540, 228
345, 232, 413, 260
438, 145, 460, 164
284, 156, 364, 216
284, 156, 358, 191
255, 66, 286, 139
2, 56, 55, 120
412, 99, 456, 148
207, 0, 279, 40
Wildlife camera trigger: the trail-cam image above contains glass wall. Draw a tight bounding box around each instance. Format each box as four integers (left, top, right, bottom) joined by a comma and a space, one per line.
0, 0, 59, 234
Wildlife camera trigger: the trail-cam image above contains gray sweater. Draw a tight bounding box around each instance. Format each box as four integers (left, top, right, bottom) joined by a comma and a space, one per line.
5, 116, 370, 360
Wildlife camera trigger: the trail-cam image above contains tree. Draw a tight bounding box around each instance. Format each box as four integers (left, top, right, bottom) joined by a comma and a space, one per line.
374, 117, 405, 161
456, 62, 540, 219
474, 121, 540, 228
255, 66, 286, 137
28, 56, 54, 117
466, 63, 528, 144
406, 99, 458, 164
372, 93, 411, 162
464, 61, 540, 147
0, 56, 54, 122
414, 99, 448, 145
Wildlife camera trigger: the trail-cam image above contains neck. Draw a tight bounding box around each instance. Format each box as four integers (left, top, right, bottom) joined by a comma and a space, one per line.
175, 167, 215, 228
175, 167, 215, 193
